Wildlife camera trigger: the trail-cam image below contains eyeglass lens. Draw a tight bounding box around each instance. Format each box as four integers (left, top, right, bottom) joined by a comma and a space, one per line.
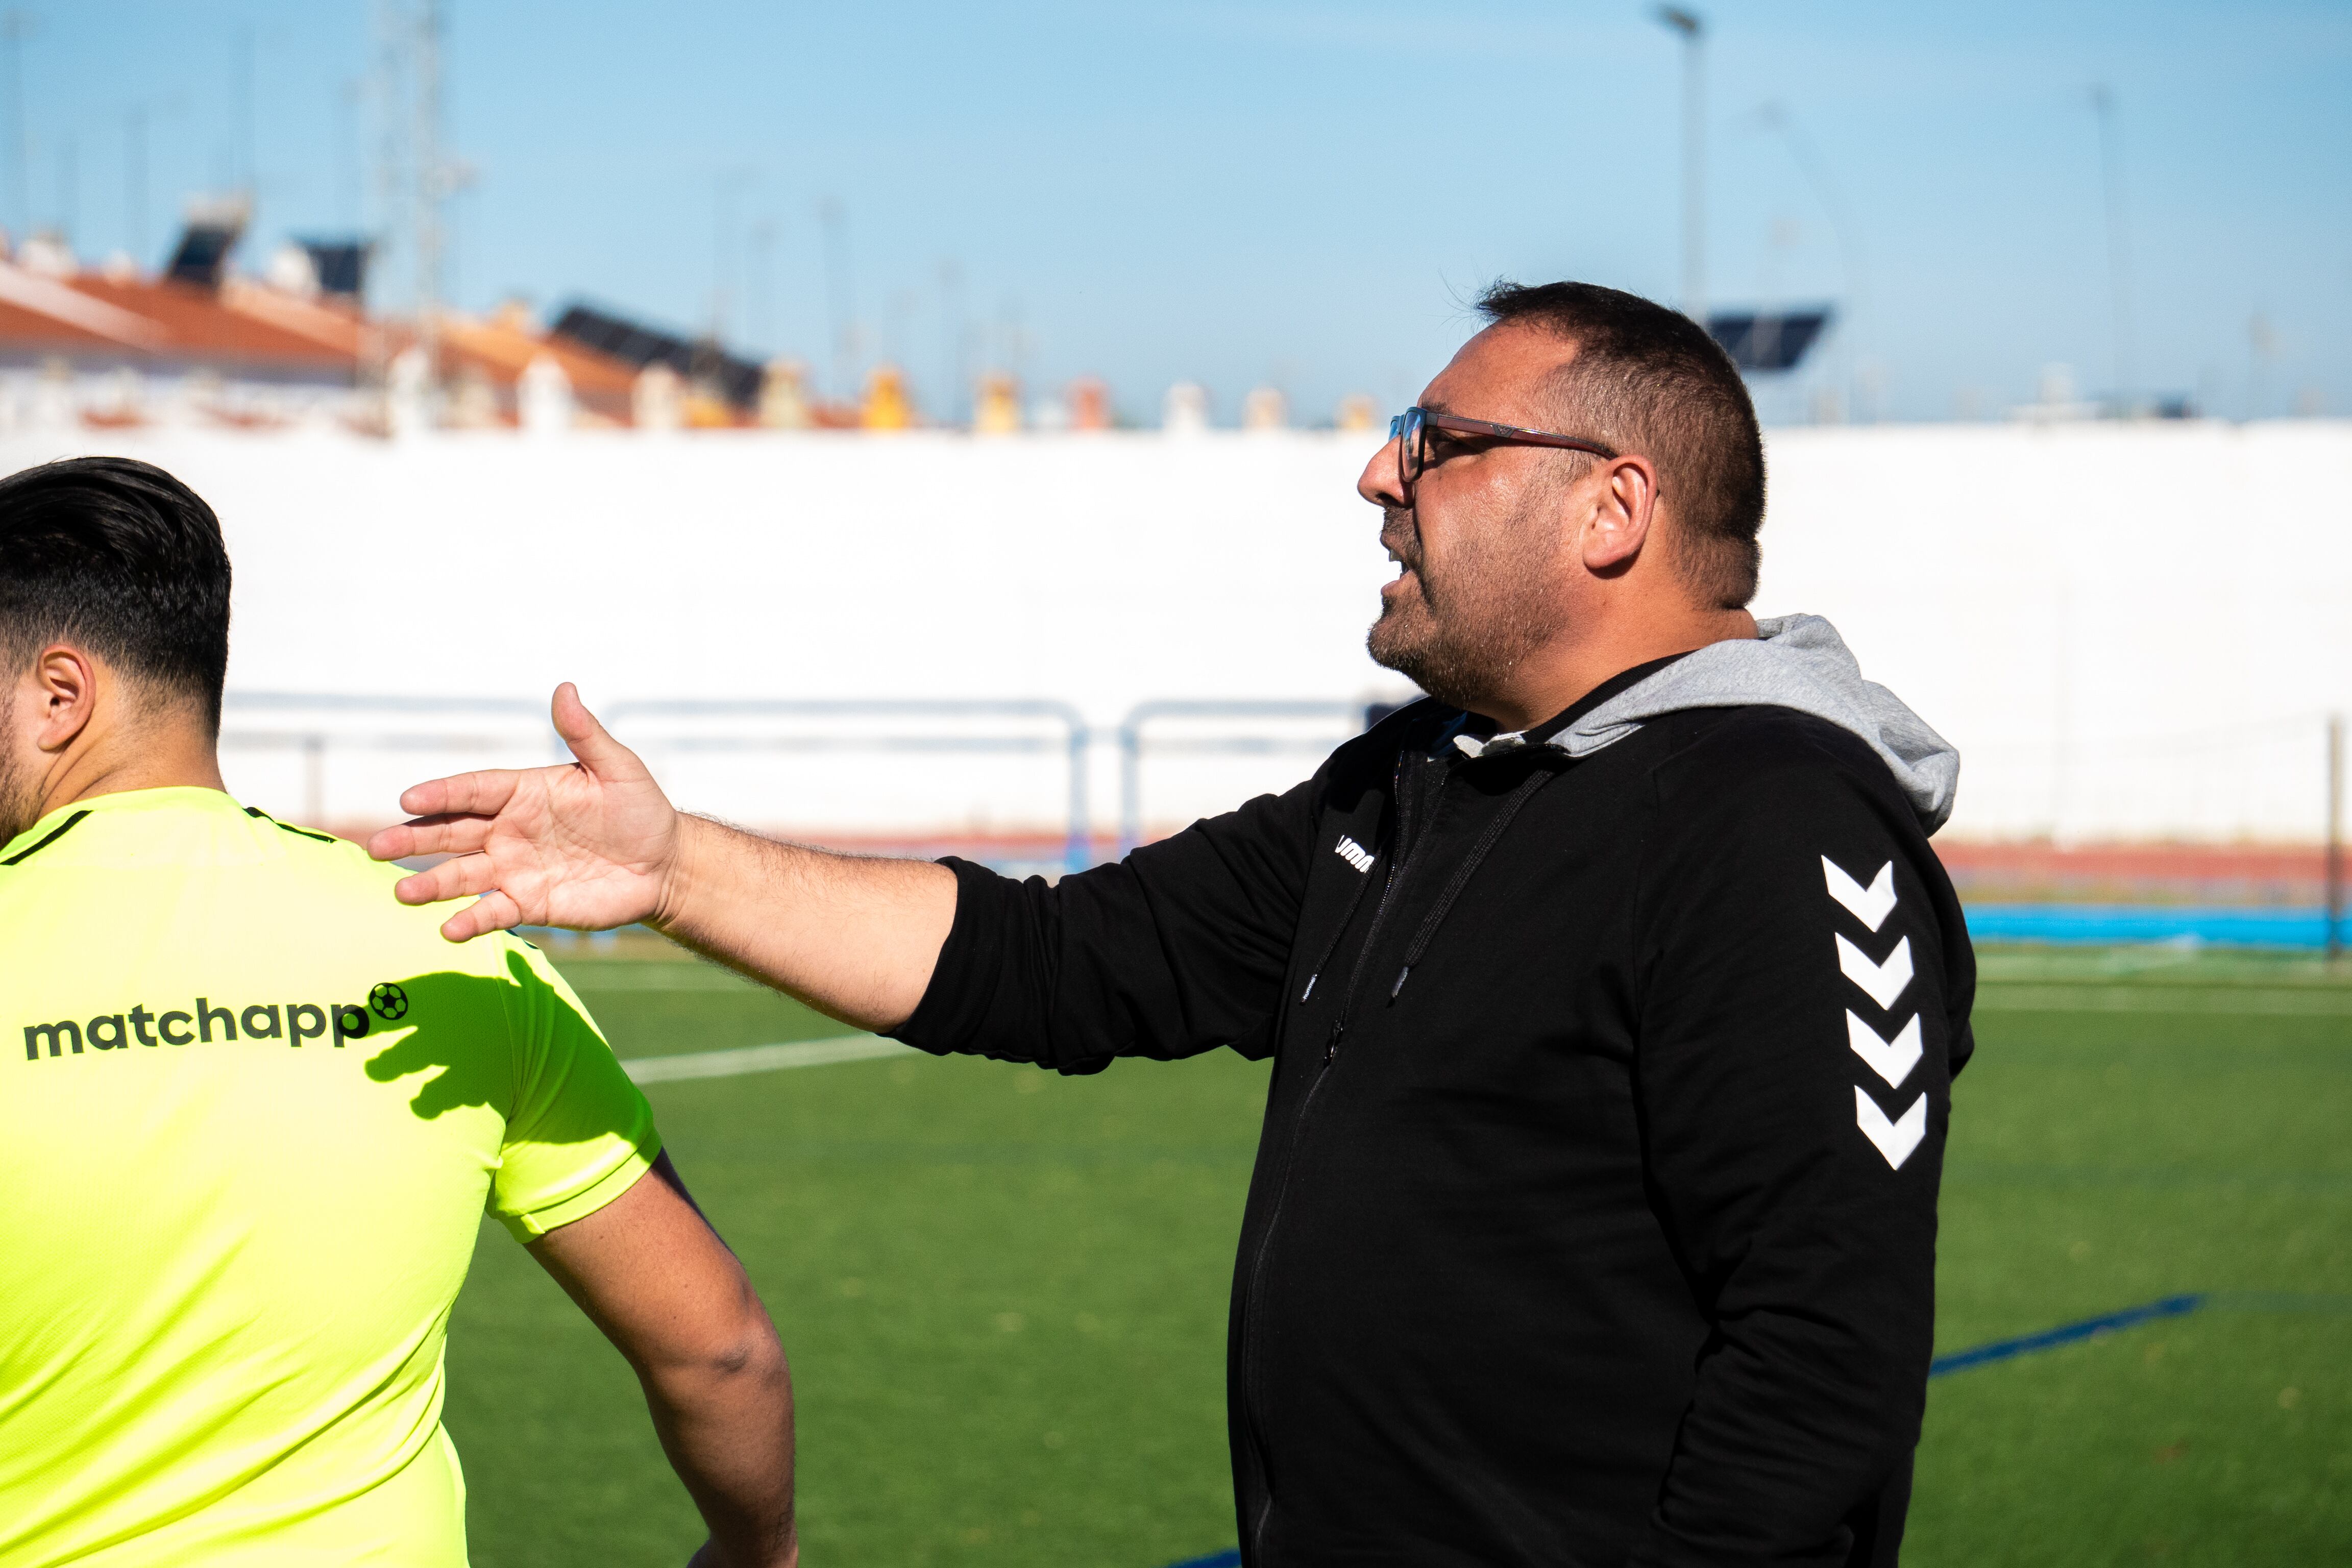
1396, 407, 1425, 496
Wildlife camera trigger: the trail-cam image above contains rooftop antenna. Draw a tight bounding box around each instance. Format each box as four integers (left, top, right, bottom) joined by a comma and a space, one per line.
53, 131, 71, 240
2089, 86, 2136, 413
233, 24, 257, 200
1755, 101, 1870, 416
413, 0, 445, 397
819, 196, 852, 399
2, 9, 36, 240
938, 258, 965, 423
336, 78, 363, 229
748, 218, 775, 353
712, 168, 751, 342
123, 106, 145, 263
1654, 6, 1706, 324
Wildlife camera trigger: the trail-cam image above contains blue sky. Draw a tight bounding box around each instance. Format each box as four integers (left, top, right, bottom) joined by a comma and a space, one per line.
16, 1, 2350, 423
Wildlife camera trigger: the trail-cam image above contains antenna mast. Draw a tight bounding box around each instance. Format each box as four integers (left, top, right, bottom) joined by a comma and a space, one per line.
414, 0, 446, 403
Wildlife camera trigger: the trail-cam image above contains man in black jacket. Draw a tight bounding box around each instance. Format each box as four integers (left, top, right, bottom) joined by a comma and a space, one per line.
374, 281, 1973, 1567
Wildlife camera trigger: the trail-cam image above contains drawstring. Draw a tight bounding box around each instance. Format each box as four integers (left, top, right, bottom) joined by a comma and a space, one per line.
1387, 766, 1556, 1002
1300, 867, 1378, 1003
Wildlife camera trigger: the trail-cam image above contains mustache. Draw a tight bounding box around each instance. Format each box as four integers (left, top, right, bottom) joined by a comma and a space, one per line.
1380, 506, 1420, 567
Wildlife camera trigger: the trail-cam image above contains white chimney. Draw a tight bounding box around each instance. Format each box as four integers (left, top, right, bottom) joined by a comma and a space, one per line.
1241, 386, 1288, 433
1162, 381, 1210, 436
633, 363, 684, 432
387, 345, 432, 438
519, 354, 575, 435
265, 243, 320, 298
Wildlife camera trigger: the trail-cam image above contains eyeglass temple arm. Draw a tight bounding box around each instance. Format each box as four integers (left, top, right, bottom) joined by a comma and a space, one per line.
1427, 413, 1618, 461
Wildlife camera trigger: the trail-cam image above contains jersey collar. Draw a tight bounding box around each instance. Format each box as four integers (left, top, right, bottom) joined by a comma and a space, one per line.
0, 787, 249, 863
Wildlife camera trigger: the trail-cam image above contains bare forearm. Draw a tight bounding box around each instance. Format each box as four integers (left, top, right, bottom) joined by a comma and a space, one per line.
643, 1335, 798, 1568
652, 813, 958, 1033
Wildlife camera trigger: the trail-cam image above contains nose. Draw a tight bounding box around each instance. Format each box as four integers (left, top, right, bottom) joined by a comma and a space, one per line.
1358, 435, 1407, 510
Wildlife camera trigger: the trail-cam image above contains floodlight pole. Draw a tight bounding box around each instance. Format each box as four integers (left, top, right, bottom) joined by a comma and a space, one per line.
1656, 7, 1706, 326
2328, 713, 2344, 962
1, 9, 35, 240
414, 0, 446, 403
820, 197, 852, 401
2090, 86, 2136, 415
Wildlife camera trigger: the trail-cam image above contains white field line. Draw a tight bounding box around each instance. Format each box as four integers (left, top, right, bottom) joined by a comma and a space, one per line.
613, 988, 2352, 1083
622, 1035, 910, 1084
1976, 986, 2352, 1016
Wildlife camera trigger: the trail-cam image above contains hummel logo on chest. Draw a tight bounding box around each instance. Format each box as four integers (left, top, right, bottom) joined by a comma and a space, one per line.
1334, 835, 1375, 873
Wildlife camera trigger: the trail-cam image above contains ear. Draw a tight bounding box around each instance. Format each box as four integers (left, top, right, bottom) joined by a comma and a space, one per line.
29, 644, 103, 754
1579, 454, 1660, 574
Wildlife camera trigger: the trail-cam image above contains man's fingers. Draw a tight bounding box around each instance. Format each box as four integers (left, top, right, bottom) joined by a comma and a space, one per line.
551, 682, 647, 780
368, 813, 493, 863
440, 889, 524, 943
397, 768, 524, 820
392, 851, 507, 908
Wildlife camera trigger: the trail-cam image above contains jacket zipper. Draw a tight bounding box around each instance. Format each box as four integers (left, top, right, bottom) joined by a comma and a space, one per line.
1240, 746, 1434, 1525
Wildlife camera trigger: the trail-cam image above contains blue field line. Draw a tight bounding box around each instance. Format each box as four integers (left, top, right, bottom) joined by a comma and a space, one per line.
1164, 1553, 1241, 1568
1929, 1293, 2206, 1376
1965, 903, 2344, 949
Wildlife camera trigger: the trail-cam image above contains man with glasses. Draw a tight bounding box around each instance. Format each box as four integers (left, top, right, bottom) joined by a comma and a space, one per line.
374, 281, 1973, 1567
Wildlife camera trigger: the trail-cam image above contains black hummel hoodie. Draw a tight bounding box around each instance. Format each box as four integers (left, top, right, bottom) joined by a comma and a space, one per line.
894, 615, 1975, 1568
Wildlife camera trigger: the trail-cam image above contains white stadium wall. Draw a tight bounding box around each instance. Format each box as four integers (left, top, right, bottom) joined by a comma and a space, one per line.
3, 419, 2346, 847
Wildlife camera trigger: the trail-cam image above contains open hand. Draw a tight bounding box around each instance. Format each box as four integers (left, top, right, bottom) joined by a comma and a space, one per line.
367, 683, 682, 942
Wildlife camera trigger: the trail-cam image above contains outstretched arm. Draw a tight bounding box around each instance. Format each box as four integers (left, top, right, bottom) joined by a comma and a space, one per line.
365, 684, 953, 1032
530, 1153, 796, 1568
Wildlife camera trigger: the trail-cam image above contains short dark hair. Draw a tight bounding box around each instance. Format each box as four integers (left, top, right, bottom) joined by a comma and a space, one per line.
0, 457, 233, 731
1477, 280, 1766, 608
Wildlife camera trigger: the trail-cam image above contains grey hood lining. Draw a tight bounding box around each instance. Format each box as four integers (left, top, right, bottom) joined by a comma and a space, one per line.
1454, 615, 1961, 833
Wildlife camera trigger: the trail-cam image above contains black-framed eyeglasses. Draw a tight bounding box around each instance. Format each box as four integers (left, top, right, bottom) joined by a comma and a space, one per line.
1387, 406, 1619, 503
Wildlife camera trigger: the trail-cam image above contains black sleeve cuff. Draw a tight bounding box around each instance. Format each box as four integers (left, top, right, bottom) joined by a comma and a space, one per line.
887, 855, 1017, 1055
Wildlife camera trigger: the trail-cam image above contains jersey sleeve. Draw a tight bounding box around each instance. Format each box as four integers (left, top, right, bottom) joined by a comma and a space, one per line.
485, 939, 663, 1241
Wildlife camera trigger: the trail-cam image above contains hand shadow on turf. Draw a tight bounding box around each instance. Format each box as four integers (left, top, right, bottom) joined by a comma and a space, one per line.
360, 949, 633, 1147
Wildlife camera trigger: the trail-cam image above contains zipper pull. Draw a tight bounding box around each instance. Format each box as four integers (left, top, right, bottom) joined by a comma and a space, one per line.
1324, 1019, 1344, 1064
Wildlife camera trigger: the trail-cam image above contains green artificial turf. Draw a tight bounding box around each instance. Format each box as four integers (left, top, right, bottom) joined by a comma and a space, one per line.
439, 943, 2352, 1567
447, 944, 1259, 1568
1911, 966, 2352, 1567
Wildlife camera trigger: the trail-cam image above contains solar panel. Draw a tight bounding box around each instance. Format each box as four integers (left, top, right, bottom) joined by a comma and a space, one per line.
298, 240, 373, 300
166, 223, 243, 289
549, 302, 764, 409
1706, 309, 1833, 373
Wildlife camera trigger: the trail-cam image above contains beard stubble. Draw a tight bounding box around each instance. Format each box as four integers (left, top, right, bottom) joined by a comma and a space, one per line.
1366, 487, 1569, 715
0, 687, 32, 845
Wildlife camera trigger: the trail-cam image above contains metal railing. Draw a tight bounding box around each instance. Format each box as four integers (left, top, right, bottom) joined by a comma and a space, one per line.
220, 692, 1098, 871
219, 691, 1376, 874
1112, 699, 1366, 856
601, 698, 1092, 873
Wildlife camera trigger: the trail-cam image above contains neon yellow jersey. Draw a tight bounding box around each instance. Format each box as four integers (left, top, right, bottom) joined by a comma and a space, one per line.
0, 788, 660, 1566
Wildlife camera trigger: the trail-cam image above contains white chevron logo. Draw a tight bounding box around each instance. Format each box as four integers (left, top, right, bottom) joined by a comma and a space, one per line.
1822, 855, 1897, 930
1835, 933, 1914, 1011
1847, 1010, 1923, 1088
1855, 1085, 1928, 1169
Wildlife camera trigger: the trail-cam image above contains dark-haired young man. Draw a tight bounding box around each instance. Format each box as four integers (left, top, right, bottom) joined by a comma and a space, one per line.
0, 457, 797, 1566
377, 283, 1975, 1566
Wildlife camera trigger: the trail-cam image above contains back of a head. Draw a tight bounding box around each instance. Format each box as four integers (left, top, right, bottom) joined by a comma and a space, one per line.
0, 456, 233, 733
1478, 281, 1766, 609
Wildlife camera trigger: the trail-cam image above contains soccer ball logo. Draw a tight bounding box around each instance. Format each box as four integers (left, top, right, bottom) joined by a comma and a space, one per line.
369, 982, 410, 1022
